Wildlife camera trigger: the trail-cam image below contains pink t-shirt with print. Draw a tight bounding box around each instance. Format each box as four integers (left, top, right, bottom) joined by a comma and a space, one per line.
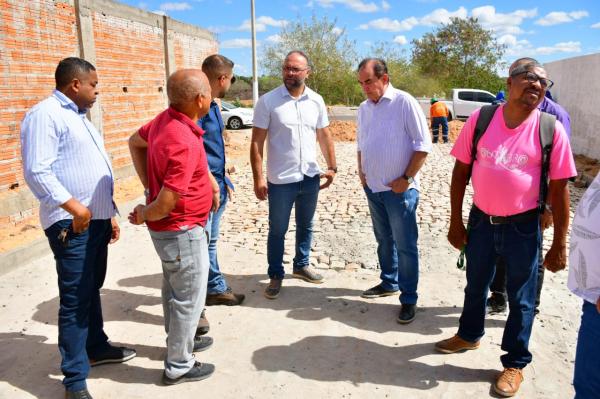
451, 105, 576, 216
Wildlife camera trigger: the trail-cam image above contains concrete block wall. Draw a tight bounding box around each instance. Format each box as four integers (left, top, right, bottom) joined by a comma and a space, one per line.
0, 0, 216, 226
544, 53, 600, 160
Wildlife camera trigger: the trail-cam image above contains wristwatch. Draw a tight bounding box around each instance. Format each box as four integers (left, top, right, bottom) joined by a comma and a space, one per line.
402, 174, 414, 184
328, 166, 338, 173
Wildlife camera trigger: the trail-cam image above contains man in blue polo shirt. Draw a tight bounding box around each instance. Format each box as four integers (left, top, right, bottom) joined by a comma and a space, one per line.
198, 55, 245, 313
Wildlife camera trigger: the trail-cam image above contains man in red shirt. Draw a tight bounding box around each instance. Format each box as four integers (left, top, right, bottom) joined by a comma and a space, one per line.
128, 69, 219, 385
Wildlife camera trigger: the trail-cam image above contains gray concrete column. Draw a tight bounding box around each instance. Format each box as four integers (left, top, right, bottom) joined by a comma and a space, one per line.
74, 0, 103, 133
163, 15, 175, 107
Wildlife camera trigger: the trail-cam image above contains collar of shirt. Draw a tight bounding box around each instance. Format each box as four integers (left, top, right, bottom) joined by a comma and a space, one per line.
52, 89, 87, 116
168, 106, 205, 136
279, 84, 311, 100
368, 84, 395, 105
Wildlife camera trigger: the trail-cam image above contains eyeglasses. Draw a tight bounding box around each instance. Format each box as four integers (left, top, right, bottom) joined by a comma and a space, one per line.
282, 66, 308, 74
511, 71, 554, 89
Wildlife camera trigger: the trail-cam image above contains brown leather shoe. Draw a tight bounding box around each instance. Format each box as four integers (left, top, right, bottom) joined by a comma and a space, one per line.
494, 368, 523, 397
195, 310, 209, 337
206, 288, 245, 306
292, 266, 324, 284
434, 334, 480, 354
264, 278, 282, 299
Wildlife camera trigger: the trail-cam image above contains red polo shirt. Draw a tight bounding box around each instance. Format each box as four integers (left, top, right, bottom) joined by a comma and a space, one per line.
139, 107, 212, 231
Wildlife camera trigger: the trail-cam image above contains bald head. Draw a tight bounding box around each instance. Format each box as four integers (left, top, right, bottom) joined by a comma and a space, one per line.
167, 69, 210, 108
509, 57, 542, 75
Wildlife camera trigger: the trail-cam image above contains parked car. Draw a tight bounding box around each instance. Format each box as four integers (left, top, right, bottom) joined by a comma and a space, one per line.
418, 88, 497, 121
221, 100, 253, 129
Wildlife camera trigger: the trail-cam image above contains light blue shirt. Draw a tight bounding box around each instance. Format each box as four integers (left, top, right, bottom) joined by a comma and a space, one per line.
20, 90, 116, 229
253, 85, 329, 184
357, 84, 432, 193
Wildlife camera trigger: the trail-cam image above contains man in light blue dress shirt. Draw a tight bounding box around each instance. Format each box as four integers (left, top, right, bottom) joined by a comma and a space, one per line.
356, 58, 432, 324
20, 57, 135, 399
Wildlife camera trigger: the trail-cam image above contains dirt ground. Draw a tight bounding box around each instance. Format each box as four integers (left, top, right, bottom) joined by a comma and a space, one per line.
1, 120, 597, 255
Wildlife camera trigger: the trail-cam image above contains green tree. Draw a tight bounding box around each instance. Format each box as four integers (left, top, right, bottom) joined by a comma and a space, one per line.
261, 14, 363, 105
411, 17, 506, 93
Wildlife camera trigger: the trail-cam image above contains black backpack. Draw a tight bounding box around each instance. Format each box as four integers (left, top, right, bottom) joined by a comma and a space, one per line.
468, 104, 556, 213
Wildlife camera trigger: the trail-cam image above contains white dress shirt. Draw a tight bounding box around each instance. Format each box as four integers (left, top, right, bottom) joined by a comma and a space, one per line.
253, 84, 329, 184
21, 90, 116, 229
568, 173, 600, 305
357, 84, 432, 193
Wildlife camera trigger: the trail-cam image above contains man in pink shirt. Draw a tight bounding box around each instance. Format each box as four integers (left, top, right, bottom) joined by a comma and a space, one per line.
434, 59, 576, 397
128, 69, 219, 385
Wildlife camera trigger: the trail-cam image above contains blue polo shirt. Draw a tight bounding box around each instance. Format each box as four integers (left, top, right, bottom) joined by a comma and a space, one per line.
199, 100, 233, 193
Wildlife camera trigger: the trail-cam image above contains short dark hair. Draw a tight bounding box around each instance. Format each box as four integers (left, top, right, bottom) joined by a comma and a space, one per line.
285, 50, 310, 68
55, 57, 96, 89
202, 54, 234, 81
357, 58, 388, 78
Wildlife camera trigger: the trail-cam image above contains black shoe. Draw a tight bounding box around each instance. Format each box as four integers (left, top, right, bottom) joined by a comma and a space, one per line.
65, 389, 93, 399
193, 336, 213, 352
397, 304, 416, 324
487, 293, 507, 314
162, 361, 215, 385
89, 345, 136, 367
196, 310, 210, 337
361, 284, 399, 298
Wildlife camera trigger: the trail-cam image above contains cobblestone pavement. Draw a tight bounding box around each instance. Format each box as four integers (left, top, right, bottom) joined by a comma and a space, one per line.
221, 141, 585, 271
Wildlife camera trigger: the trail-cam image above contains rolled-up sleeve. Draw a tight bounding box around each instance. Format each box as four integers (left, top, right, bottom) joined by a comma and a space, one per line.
20, 109, 72, 207
403, 96, 432, 153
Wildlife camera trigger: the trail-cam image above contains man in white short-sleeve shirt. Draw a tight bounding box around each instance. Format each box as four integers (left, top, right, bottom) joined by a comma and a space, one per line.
250, 50, 337, 299
356, 58, 432, 324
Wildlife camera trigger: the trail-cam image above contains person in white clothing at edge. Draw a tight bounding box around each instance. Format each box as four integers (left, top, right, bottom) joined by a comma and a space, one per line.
568, 173, 600, 399
250, 50, 337, 300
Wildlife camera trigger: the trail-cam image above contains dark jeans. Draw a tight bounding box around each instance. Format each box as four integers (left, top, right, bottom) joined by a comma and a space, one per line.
364, 186, 420, 305
457, 207, 539, 369
206, 191, 229, 294
431, 116, 448, 142
45, 219, 112, 392
490, 250, 545, 309
267, 175, 320, 279
574, 301, 600, 399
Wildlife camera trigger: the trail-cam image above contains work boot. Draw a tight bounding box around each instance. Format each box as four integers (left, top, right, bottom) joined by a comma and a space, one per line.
195, 310, 210, 337
494, 367, 524, 397
206, 288, 245, 306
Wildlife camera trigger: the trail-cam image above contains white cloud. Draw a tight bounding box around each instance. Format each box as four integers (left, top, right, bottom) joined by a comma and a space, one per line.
159, 2, 192, 11
317, 0, 379, 13
503, 38, 582, 57
535, 10, 589, 26
497, 34, 518, 47
237, 16, 288, 32
265, 34, 281, 43
332, 27, 343, 36
535, 41, 582, 55
358, 17, 418, 32
471, 6, 538, 35
220, 39, 252, 48
393, 35, 407, 45
592, 22, 600, 28
381, 0, 390, 11
420, 7, 468, 26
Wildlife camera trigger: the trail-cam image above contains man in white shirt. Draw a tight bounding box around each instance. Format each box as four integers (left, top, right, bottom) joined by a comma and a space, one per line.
250, 50, 337, 299
568, 174, 600, 398
356, 58, 432, 324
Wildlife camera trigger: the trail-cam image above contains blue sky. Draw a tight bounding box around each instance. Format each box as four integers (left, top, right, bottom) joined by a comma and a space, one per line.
120, 0, 600, 76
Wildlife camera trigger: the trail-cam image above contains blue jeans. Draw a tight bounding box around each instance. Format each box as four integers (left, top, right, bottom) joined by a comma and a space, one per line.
149, 225, 209, 379
458, 207, 540, 369
574, 300, 600, 399
364, 187, 420, 305
205, 191, 229, 294
44, 219, 112, 392
431, 117, 448, 142
267, 175, 320, 279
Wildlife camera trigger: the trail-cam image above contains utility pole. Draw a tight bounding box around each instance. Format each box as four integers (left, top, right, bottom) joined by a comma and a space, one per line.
250, 0, 259, 105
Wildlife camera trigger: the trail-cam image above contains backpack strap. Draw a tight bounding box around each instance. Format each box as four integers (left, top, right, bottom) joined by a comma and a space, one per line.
467, 104, 500, 183
538, 111, 556, 213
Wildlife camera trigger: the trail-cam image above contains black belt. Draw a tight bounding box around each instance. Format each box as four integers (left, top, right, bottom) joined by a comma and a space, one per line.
472, 205, 539, 225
